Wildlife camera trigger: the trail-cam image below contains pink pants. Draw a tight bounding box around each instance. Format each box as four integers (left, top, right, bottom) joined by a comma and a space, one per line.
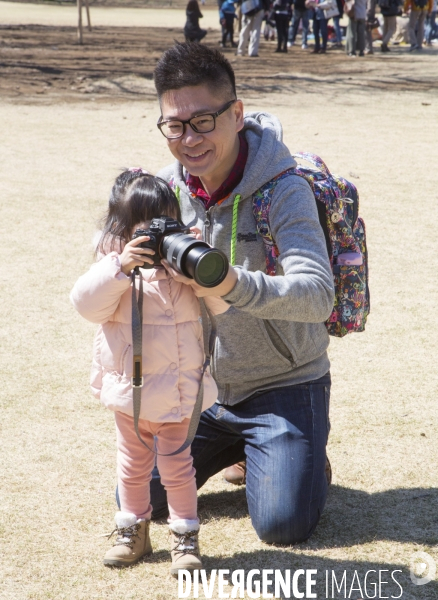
115, 411, 197, 522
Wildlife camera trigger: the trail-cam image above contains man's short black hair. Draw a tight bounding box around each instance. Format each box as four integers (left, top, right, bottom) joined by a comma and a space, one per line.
153, 42, 237, 101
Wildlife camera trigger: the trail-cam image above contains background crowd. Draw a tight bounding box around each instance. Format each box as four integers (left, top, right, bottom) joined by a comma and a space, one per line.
184, 0, 437, 56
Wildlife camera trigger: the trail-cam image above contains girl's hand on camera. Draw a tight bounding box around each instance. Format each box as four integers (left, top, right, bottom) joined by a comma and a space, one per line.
120, 236, 155, 275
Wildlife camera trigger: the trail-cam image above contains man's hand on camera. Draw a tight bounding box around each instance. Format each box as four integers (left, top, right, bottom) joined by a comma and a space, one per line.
120, 236, 155, 275
189, 226, 203, 240
162, 260, 238, 298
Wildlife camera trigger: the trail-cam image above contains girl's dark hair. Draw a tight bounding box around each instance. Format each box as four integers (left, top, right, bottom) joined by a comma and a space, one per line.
186, 0, 199, 9
96, 170, 182, 256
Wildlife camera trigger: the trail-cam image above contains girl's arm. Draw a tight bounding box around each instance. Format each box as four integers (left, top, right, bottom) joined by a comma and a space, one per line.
71, 235, 155, 323
70, 253, 131, 324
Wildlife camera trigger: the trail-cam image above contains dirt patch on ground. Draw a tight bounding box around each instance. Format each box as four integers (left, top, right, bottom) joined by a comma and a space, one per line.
1, 22, 438, 104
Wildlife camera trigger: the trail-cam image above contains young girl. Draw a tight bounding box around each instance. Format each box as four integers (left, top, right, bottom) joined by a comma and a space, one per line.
70, 169, 227, 573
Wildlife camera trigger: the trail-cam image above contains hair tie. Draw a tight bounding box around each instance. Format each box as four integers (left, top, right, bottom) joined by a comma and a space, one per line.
128, 167, 149, 175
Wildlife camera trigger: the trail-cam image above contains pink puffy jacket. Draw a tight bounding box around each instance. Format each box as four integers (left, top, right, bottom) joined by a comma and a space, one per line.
70, 252, 225, 423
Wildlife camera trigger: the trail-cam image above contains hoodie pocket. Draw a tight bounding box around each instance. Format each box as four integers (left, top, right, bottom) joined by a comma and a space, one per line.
213, 317, 295, 384
263, 320, 296, 366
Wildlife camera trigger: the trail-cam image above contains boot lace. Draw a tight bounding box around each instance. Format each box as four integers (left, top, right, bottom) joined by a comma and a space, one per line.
107, 523, 140, 549
171, 530, 199, 556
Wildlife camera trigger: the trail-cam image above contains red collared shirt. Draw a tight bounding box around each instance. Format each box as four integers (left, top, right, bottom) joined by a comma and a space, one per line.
186, 133, 248, 209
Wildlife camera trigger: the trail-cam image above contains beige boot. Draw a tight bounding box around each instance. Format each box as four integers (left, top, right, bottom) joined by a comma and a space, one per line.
169, 519, 202, 576
103, 511, 152, 567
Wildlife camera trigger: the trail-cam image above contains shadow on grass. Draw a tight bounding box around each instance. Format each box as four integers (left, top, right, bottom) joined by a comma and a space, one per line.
198, 485, 248, 521
197, 484, 438, 548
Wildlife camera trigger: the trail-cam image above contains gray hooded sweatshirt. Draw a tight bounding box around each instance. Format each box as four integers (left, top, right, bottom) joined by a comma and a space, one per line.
157, 111, 335, 405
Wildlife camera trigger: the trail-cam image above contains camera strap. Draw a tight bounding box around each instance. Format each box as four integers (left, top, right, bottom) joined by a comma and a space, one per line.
131, 269, 216, 456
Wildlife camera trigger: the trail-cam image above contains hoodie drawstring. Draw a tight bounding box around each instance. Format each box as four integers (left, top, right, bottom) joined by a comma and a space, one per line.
230, 194, 241, 266
174, 185, 181, 204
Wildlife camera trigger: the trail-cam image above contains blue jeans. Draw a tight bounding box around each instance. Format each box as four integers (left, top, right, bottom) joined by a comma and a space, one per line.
313, 17, 329, 51
333, 15, 343, 43
289, 8, 310, 44
425, 11, 437, 44
147, 373, 331, 545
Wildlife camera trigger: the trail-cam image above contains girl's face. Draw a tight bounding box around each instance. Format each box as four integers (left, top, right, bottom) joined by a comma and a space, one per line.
130, 210, 178, 239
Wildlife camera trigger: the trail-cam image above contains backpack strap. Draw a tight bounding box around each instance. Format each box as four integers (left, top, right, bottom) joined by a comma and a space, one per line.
252, 157, 336, 276
252, 168, 295, 276
293, 152, 332, 177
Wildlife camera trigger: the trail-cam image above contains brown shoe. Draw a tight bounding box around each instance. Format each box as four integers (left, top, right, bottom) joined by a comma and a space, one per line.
169, 519, 202, 576
224, 459, 330, 486
103, 512, 152, 567
223, 461, 246, 485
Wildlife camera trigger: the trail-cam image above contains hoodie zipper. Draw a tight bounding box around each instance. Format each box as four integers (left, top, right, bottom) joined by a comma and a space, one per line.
204, 206, 214, 245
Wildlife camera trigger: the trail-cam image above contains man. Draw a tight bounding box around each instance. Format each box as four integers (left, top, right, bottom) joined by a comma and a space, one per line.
365, 0, 377, 53
288, 0, 310, 48
345, 0, 367, 56
236, 0, 269, 56
404, 0, 433, 50
151, 42, 334, 545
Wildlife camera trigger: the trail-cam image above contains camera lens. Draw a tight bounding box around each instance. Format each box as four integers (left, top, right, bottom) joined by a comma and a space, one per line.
162, 234, 228, 288
186, 247, 229, 287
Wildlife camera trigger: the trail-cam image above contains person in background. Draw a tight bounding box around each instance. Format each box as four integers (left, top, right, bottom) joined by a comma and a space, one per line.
264, 6, 278, 41
236, 0, 269, 56
404, 0, 433, 49
425, 0, 437, 44
345, 0, 367, 55
311, 0, 330, 53
320, 0, 341, 46
288, 0, 310, 47
379, 0, 402, 50
333, 0, 345, 47
273, 0, 293, 51
220, 0, 239, 46
184, 0, 208, 42
365, 0, 378, 53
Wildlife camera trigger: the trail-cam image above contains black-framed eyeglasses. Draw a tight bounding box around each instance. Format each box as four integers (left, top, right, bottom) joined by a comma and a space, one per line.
157, 99, 237, 140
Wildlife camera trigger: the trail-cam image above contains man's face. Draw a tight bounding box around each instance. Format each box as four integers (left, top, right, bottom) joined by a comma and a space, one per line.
159, 85, 244, 187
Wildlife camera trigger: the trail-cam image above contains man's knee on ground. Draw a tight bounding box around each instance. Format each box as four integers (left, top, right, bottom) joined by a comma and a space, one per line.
254, 515, 315, 546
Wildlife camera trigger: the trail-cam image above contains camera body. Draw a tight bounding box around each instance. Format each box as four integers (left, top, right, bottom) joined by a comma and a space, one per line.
132, 216, 229, 288
132, 216, 186, 268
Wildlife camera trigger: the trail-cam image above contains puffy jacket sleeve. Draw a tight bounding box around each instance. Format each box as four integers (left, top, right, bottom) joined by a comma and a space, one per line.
223, 176, 335, 323
70, 253, 131, 324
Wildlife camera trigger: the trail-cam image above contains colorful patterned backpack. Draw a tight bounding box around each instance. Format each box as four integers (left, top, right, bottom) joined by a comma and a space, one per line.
253, 152, 370, 337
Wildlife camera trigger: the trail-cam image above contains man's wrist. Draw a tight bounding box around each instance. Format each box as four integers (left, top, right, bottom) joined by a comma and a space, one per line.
195, 265, 238, 298
220, 265, 238, 297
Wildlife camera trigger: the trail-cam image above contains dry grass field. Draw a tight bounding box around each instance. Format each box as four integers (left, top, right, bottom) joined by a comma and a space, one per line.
1, 3, 438, 599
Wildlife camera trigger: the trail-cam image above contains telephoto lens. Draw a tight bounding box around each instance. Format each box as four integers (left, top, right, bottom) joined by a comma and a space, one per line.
162, 234, 229, 288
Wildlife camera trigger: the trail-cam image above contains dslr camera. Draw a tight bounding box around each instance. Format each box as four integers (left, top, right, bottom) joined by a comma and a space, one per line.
132, 216, 229, 288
